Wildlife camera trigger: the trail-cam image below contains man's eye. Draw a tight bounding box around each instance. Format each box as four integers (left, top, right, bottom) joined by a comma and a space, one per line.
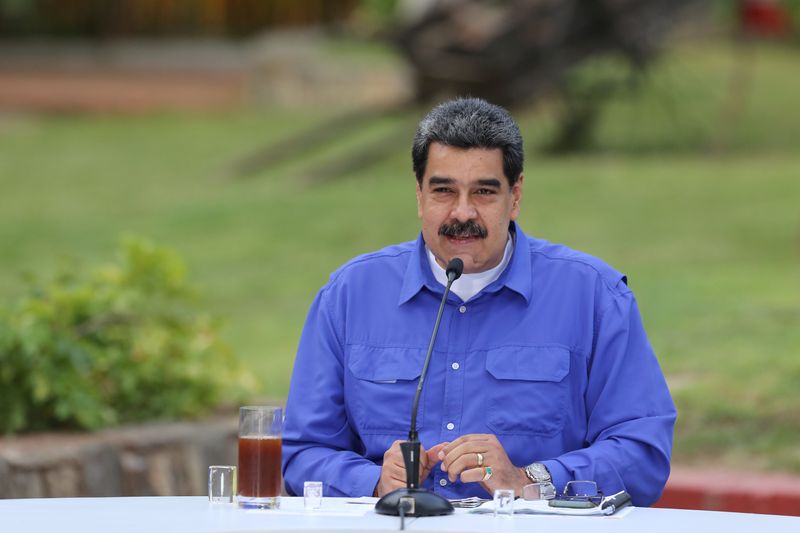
476, 188, 497, 195
432, 187, 453, 194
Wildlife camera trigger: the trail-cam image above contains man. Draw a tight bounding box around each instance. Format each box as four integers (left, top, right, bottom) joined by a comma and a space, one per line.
282, 98, 676, 506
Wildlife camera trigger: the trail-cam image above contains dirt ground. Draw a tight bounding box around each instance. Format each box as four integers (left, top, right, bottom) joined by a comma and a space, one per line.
0, 36, 410, 113
0, 68, 246, 113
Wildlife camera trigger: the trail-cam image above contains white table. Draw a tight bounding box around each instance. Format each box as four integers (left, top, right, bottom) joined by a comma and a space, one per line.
2, 496, 798, 533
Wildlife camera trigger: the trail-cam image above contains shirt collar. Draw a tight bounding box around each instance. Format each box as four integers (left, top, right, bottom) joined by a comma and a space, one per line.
495, 222, 533, 303
397, 222, 533, 306
398, 233, 437, 306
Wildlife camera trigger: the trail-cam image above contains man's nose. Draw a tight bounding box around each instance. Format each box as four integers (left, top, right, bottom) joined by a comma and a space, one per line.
451, 193, 477, 221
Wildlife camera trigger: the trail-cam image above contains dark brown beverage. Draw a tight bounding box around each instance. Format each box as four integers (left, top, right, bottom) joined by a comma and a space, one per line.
238, 436, 282, 499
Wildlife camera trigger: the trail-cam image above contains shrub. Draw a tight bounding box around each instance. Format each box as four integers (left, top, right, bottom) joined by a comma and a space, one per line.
0, 238, 252, 433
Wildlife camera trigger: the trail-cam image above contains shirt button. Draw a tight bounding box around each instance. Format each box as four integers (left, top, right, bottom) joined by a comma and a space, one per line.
446, 422, 455, 430
451, 362, 460, 370
459, 305, 467, 314
439, 478, 447, 487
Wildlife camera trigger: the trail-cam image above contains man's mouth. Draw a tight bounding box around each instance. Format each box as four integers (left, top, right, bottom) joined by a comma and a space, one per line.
446, 235, 480, 245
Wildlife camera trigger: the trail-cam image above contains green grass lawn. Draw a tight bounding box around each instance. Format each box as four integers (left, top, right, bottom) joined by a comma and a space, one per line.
1, 42, 799, 472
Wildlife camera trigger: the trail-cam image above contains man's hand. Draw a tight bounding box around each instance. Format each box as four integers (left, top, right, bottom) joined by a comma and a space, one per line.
437, 434, 529, 496
374, 440, 448, 497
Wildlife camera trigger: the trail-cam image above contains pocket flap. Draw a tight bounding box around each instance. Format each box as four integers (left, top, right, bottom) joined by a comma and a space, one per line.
485, 346, 570, 382
348, 345, 425, 382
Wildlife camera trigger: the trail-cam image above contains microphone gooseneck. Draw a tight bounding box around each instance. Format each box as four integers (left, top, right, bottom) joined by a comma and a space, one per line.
408, 257, 463, 443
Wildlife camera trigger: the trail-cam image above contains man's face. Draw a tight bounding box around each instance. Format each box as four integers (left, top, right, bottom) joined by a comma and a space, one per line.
416, 142, 523, 274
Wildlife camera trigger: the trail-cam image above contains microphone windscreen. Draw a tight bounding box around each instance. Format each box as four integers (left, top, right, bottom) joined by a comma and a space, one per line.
446, 257, 464, 281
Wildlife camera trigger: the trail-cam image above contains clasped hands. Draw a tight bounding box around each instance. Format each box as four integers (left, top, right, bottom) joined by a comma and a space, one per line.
374, 434, 530, 497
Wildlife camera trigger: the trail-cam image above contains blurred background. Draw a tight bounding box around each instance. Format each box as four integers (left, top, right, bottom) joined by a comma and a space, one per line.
1, 0, 799, 489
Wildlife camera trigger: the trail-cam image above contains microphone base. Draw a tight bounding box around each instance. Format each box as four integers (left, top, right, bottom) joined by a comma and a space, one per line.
374, 487, 454, 517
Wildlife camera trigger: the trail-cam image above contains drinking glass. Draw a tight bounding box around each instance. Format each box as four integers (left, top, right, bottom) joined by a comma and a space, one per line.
304, 481, 323, 510
208, 465, 237, 504
522, 482, 555, 500
238, 406, 283, 509
493, 488, 514, 517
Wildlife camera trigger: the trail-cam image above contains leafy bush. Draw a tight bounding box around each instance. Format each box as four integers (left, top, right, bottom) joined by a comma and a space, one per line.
0, 238, 252, 433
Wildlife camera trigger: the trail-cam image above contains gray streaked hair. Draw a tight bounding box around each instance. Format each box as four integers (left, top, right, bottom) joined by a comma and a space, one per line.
412, 97, 524, 186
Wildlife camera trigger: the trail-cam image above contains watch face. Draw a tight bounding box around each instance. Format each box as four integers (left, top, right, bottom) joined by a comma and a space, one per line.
528, 463, 551, 482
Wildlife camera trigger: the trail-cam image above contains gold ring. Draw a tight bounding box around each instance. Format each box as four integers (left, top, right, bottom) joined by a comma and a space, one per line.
482, 466, 493, 481
476, 452, 484, 467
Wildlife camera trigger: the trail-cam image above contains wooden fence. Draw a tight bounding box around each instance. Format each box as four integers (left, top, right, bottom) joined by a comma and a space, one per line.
0, 0, 360, 37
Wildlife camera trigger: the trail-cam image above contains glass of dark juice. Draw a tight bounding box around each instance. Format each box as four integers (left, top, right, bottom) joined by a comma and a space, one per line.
238, 406, 283, 509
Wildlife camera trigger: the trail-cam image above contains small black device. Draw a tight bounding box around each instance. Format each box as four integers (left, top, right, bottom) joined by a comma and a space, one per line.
548, 498, 598, 509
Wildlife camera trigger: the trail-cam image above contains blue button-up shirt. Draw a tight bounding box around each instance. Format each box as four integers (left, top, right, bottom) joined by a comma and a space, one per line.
282, 223, 676, 506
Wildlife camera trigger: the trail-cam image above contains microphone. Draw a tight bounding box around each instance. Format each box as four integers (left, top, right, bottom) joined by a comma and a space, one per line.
446, 258, 464, 283
375, 257, 463, 517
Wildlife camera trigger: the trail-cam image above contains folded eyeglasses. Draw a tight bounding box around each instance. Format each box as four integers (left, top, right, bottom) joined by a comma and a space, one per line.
560, 480, 604, 504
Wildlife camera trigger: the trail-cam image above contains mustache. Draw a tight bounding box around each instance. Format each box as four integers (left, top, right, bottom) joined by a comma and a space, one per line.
439, 220, 488, 239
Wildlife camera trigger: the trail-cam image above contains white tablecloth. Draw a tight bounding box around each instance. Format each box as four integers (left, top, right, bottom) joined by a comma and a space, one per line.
2, 496, 798, 533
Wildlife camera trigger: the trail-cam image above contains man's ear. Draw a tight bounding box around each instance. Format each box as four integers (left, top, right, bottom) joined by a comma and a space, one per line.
511, 175, 524, 220
416, 179, 423, 218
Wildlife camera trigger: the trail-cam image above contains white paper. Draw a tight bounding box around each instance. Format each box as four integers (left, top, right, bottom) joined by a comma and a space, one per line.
472, 499, 635, 518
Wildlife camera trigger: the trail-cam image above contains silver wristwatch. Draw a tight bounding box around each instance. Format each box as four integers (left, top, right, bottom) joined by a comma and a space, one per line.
523, 463, 556, 500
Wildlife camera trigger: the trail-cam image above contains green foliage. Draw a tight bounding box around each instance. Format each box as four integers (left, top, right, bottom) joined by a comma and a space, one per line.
0, 238, 251, 434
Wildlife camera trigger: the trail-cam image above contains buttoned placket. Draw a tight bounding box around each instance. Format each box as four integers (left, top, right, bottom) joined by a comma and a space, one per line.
432, 294, 471, 496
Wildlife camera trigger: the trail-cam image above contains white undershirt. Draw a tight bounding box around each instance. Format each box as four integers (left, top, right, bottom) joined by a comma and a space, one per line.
427, 233, 514, 302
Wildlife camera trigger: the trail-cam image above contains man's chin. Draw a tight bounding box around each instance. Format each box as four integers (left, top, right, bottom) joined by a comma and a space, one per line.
438, 238, 479, 261
436, 243, 481, 270
460, 258, 488, 274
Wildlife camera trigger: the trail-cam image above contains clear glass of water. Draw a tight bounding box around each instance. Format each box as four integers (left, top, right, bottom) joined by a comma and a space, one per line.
208, 465, 237, 504
304, 481, 323, 510
493, 488, 514, 517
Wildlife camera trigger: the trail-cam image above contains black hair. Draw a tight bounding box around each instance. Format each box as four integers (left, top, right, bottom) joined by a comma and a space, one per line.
412, 97, 524, 186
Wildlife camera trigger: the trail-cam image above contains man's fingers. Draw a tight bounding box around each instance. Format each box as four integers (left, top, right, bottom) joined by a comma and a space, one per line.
440, 441, 490, 473
458, 467, 488, 484
420, 442, 446, 479
386, 442, 440, 484
438, 434, 492, 456
427, 442, 449, 463
443, 450, 486, 481
438, 435, 492, 463
379, 439, 442, 497
389, 471, 407, 484
442, 453, 490, 481
386, 461, 406, 478
383, 440, 404, 460
384, 440, 468, 486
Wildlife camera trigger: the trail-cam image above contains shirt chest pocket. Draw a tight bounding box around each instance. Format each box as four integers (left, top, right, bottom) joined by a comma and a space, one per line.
346, 345, 425, 435
484, 346, 570, 436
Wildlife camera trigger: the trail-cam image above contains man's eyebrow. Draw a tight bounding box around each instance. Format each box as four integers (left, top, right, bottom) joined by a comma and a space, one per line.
427, 176, 454, 186
427, 177, 503, 188
477, 178, 502, 188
